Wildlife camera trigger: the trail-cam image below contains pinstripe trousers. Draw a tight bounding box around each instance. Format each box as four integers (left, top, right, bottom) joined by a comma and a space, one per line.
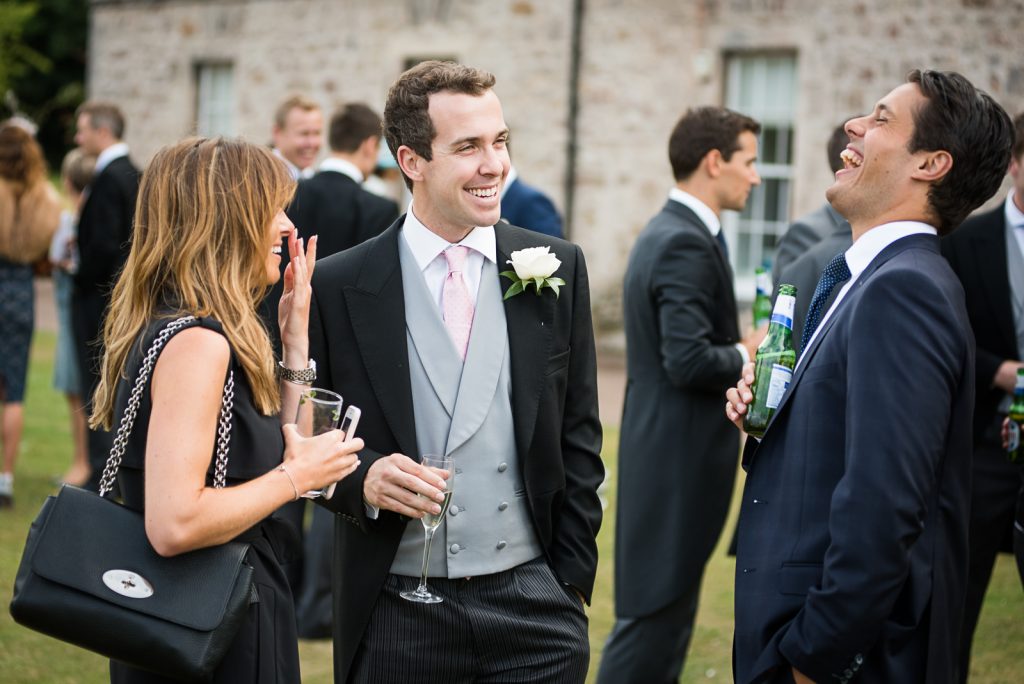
349, 558, 590, 683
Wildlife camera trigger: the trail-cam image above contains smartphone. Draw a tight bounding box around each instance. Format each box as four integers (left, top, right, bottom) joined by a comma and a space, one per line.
323, 405, 361, 500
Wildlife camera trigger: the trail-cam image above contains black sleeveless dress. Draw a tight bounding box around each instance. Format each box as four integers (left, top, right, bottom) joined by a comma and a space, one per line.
109, 317, 301, 683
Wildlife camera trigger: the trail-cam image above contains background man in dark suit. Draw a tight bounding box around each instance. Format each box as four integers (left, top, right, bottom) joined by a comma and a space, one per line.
940, 110, 1024, 682
288, 102, 400, 638
290, 103, 399, 258
500, 165, 563, 237
726, 70, 1013, 684
308, 60, 603, 683
598, 107, 765, 684
773, 123, 850, 283
71, 101, 139, 492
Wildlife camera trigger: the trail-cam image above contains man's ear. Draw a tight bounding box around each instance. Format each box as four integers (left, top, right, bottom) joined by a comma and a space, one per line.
913, 150, 953, 183
704, 149, 723, 179
397, 145, 424, 183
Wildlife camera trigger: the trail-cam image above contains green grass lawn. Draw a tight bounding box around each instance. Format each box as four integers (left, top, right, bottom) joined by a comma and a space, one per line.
2, 332, 1021, 682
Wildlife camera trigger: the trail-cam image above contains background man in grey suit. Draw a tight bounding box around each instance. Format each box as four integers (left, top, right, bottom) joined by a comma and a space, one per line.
773, 123, 850, 285
598, 107, 765, 684
309, 61, 604, 683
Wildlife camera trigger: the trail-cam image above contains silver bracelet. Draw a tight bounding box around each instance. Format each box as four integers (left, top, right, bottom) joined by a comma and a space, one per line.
276, 464, 299, 501
277, 358, 316, 385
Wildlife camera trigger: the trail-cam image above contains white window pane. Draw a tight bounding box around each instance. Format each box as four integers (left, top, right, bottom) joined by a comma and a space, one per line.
196, 63, 235, 137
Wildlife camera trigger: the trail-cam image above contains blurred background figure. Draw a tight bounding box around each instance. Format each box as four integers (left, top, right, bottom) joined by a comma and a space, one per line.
941, 110, 1024, 683
772, 123, 851, 286
271, 95, 323, 180
0, 122, 61, 508
775, 122, 855, 351
363, 144, 406, 205
500, 164, 563, 238
49, 147, 95, 487
72, 100, 140, 493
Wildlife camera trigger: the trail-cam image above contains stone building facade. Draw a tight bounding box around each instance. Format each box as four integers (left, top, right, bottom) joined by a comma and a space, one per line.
89, 0, 1024, 325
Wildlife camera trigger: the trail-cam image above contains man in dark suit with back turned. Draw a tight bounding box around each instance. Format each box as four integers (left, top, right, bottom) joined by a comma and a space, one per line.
308, 60, 603, 683
598, 107, 765, 684
288, 102, 400, 638
72, 101, 140, 492
940, 110, 1024, 682
726, 70, 1013, 684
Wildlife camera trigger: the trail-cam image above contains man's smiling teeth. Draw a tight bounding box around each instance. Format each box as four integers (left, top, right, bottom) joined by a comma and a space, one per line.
469, 187, 497, 198
840, 149, 863, 169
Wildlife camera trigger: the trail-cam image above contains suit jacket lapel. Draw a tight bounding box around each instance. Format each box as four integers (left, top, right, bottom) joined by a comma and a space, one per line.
663, 200, 737, 319
344, 222, 419, 459
496, 224, 556, 463
972, 213, 1016, 351
765, 234, 936, 435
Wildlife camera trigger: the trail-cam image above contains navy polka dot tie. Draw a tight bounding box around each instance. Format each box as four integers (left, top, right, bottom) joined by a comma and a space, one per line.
800, 252, 851, 353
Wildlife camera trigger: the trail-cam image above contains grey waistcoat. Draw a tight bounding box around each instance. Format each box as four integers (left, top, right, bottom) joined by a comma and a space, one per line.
389, 236, 544, 578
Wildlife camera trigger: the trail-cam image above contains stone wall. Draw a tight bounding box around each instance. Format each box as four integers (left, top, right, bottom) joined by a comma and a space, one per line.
89, 0, 1024, 326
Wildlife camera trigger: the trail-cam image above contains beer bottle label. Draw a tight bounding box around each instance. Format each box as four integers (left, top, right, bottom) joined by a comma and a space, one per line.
766, 363, 793, 410
770, 294, 796, 331
1008, 420, 1020, 453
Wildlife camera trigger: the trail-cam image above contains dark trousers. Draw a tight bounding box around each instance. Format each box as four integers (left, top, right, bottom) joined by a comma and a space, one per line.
295, 503, 334, 638
349, 558, 589, 683
596, 581, 702, 684
958, 433, 1024, 683
71, 288, 113, 493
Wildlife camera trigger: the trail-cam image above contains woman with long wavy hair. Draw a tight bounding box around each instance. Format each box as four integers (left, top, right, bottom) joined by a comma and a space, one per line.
0, 122, 61, 508
91, 137, 362, 682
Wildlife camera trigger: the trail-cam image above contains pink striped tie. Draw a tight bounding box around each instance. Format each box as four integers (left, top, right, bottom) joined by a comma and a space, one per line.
442, 245, 475, 360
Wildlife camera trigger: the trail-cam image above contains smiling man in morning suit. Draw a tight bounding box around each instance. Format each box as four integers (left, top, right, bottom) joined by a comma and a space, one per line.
308, 61, 604, 683
726, 71, 1013, 683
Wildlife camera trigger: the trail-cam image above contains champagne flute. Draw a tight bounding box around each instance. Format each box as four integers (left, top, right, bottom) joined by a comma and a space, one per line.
399, 453, 454, 604
293, 388, 343, 499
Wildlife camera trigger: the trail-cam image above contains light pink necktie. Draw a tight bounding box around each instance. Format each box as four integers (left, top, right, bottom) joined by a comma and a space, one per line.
442, 245, 475, 360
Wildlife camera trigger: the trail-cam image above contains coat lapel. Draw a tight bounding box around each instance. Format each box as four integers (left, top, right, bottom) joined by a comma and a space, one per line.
343, 222, 419, 460
496, 225, 556, 464
663, 200, 738, 324
971, 214, 1016, 352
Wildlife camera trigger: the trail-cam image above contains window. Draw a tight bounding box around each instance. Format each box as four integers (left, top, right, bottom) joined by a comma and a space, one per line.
722, 53, 797, 294
195, 62, 234, 136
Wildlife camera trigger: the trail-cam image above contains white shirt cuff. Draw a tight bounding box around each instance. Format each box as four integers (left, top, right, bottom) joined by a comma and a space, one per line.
735, 343, 750, 365
364, 500, 380, 519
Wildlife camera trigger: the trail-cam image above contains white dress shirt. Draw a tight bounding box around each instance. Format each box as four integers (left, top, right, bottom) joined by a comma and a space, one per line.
400, 204, 497, 311
94, 142, 129, 175
799, 220, 938, 363
319, 156, 364, 184
1006, 191, 1024, 258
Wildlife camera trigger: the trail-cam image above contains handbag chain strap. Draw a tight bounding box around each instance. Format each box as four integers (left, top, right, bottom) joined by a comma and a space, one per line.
99, 316, 236, 497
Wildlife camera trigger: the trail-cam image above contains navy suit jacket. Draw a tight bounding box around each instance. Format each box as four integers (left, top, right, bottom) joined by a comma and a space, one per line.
500, 178, 563, 238
734, 234, 974, 684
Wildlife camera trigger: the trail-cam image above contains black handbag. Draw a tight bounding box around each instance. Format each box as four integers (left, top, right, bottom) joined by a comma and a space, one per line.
10, 316, 254, 682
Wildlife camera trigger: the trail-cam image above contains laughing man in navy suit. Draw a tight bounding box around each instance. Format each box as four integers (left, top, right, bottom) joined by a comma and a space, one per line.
726, 71, 1013, 684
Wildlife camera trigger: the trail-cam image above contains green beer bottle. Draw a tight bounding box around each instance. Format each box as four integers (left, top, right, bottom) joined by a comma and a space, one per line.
1006, 368, 1024, 463
743, 283, 797, 438
753, 266, 772, 328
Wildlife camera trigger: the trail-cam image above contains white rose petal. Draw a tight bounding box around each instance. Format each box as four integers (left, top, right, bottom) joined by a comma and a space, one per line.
509, 246, 561, 280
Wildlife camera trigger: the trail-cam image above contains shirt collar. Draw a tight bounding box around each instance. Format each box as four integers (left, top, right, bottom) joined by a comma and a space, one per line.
94, 142, 129, 175
318, 157, 364, 184
273, 148, 302, 180
668, 187, 721, 235
500, 165, 519, 199
845, 220, 937, 280
400, 203, 497, 272
1005, 190, 1024, 229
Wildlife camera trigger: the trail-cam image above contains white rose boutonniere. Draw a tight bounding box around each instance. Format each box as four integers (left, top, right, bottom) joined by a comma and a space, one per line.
500, 246, 566, 300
